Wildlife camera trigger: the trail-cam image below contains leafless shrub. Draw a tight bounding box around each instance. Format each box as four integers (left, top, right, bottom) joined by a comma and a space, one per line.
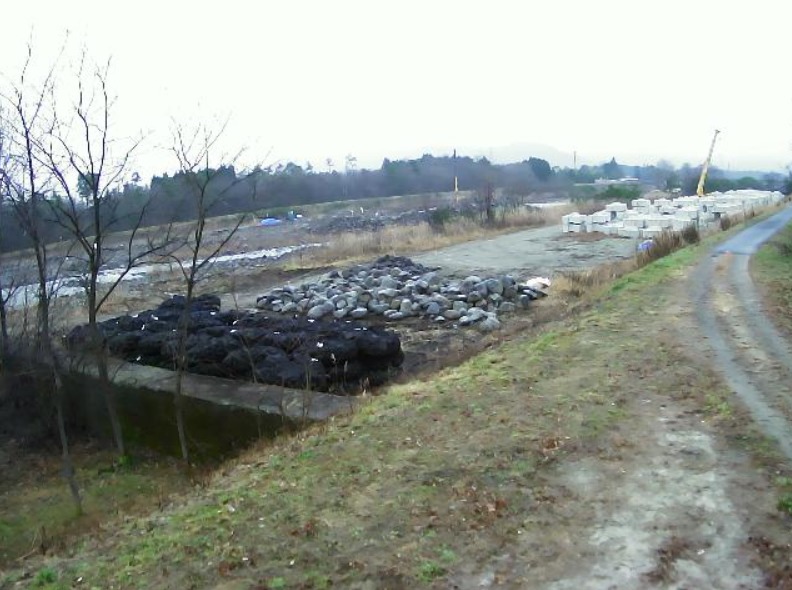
680, 223, 700, 244
636, 230, 683, 266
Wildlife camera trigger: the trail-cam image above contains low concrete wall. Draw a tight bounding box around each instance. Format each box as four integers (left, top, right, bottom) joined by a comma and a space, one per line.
64, 357, 358, 460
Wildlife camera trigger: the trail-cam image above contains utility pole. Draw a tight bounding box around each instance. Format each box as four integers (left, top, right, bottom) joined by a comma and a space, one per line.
453, 149, 459, 193
453, 149, 459, 205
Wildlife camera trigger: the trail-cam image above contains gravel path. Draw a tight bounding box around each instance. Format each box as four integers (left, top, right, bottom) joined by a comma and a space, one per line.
691, 205, 792, 460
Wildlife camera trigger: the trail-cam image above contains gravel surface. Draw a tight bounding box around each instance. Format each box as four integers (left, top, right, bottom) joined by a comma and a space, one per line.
412, 225, 636, 277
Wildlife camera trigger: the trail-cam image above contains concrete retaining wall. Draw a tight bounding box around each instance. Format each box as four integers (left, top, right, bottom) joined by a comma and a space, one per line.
65, 357, 357, 460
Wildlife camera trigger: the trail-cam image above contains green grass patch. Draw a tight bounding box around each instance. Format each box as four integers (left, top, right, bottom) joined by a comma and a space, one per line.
775, 475, 792, 517
417, 560, 447, 582
704, 390, 733, 418
752, 221, 792, 336
609, 243, 701, 295
777, 494, 792, 516
0, 449, 186, 568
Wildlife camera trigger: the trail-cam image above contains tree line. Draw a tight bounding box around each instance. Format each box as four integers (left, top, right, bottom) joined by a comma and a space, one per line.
1, 140, 788, 254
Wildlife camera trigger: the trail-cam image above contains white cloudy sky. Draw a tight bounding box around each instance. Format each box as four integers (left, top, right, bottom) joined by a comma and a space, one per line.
1, 0, 790, 180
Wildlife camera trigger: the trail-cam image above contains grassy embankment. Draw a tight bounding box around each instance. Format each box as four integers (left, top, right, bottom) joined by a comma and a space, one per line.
750, 219, 792, 543
5, 216, 780, 589
752, 220, 792, 338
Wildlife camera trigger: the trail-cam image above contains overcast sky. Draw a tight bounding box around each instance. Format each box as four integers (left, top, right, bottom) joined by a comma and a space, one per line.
1, 0, 790, 181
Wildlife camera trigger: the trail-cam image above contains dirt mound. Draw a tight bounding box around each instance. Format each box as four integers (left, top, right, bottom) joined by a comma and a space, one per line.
67, 294, 404, 394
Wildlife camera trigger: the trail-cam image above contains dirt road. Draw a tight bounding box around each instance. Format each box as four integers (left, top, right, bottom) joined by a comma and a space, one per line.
510, 208, 792, 589
691, 206, 792, 460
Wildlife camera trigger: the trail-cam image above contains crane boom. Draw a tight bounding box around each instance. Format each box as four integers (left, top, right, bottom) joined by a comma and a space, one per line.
696, 129, 721, 197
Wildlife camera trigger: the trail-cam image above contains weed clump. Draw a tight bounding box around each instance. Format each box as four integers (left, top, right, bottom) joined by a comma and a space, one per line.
680, 223, 700, 244
428, 207, 455, 232
777, 493, 792, 515
773, 236, 792, 257
636, 230, 683, 266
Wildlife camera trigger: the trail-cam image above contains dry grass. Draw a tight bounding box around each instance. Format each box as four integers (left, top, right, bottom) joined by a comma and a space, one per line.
554, 224, 703, 304
570, 200, 609, 215
299, 203, 580, 267
554, 259, 636, 300
636, 230, 684, 266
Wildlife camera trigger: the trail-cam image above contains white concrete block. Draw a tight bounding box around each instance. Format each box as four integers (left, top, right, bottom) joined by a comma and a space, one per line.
671, 218, 694, 231
675, 207, 699, 220
654, 217, 673, 229
641, 227, 664, 238
623, 218, 646, 228
618, 226, 641, 238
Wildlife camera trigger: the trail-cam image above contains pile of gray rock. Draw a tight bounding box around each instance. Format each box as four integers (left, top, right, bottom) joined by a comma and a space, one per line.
255, 255, 548, 332
307, 210, 429, 234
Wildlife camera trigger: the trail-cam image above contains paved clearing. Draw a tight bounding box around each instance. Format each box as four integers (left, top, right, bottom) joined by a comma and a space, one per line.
413, 225, 635, 277
208, 225, 635, 312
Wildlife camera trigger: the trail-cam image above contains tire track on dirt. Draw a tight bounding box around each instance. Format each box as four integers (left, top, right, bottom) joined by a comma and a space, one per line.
691, 206, 792, 461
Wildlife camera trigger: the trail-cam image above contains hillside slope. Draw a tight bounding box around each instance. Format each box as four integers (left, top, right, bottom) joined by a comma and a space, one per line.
4, 225, 792, 589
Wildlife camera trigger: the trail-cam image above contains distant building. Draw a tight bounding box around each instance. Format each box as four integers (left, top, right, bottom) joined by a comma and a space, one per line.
593, 177, 641, 186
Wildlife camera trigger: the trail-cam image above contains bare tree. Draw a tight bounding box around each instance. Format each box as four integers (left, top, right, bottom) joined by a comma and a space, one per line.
167, 120, 255, 466
0, 46, 82, 511
38, 53, 175, 458
0, 108, 13, 362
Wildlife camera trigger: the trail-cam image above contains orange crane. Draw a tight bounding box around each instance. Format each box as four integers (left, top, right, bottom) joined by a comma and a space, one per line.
696, 129, 721, 197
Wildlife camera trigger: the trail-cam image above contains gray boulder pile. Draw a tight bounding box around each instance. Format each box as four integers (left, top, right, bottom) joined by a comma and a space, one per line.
256, 255, 548, 331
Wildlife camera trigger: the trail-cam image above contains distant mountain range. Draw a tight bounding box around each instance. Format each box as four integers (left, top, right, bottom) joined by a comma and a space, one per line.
300, 142, 786, 178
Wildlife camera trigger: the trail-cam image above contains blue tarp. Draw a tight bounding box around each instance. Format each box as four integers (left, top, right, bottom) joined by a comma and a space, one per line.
637, 239, 654, 252
259, 218, 283, 227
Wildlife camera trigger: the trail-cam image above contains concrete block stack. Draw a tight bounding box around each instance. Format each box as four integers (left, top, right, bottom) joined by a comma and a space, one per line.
561, 190, 785, 239
587, 210, 612, 233
604, 202, 628, 219
630, 198, 656, 215
560, 212, 589, 233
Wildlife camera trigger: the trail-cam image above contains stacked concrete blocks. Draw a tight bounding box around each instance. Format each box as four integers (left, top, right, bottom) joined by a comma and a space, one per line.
561, 190, 784, 239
